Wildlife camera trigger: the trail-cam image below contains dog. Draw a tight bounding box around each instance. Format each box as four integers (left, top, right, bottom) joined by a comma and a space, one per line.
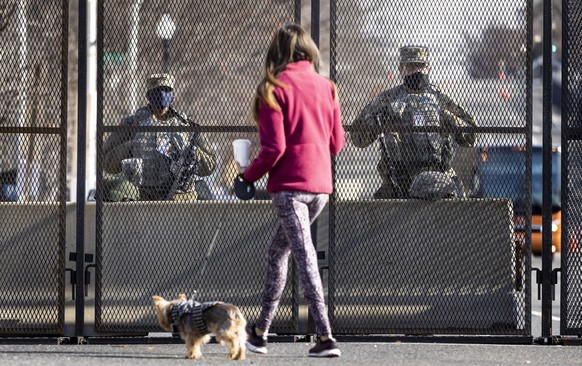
152, 293, 247, 360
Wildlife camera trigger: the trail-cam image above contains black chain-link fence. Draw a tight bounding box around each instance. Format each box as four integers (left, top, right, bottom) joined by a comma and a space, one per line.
1, 0, 581, 341
0, 0, 68, 335
561, 0, 582, 337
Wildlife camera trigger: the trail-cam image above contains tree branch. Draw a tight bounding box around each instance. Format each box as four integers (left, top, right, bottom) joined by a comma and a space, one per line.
0, 1, 17, 32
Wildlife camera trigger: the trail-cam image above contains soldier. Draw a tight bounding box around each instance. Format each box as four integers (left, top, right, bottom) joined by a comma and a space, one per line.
351, 45, 477, 199
102, 73, 217, 201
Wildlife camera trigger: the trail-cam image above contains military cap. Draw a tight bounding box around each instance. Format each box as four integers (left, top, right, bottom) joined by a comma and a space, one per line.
146, 73, 175, 91
399, 46, 429, 65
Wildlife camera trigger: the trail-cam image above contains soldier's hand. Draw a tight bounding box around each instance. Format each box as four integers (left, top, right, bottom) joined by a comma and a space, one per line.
440, 110, 467, 127
440, 110, 476, 146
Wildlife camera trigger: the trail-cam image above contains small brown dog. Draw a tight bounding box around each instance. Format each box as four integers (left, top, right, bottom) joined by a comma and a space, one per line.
152, 294, 247, 360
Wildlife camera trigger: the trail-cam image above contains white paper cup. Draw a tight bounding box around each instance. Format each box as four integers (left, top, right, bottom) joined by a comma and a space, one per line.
232, 139, 251, 168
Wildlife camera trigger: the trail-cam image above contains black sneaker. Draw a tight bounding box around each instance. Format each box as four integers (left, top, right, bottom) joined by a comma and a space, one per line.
308, 337, 341, 357
245, 324, 267, 354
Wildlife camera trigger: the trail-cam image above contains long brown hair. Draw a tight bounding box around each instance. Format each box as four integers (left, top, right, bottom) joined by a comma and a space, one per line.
252, 23, 321, 121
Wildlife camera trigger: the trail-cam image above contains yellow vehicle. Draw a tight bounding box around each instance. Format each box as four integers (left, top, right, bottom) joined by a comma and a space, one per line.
531, 145, 562, 254
475, 145, 561, 255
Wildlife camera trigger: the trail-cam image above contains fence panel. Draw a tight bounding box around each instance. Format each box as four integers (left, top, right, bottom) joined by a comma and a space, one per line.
0, 0, 68, 336
329, 0, 531, 335
95, 0, 301, 334
561, 0, 582, 337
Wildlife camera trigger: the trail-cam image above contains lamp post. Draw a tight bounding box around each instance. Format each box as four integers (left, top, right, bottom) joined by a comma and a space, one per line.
156, 13, 176, 73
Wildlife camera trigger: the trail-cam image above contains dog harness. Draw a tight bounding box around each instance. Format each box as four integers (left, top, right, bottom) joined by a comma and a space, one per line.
168, 299, 221, 334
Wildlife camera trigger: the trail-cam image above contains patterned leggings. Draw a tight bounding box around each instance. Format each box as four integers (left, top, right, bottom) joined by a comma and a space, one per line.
255, 191, 332, 337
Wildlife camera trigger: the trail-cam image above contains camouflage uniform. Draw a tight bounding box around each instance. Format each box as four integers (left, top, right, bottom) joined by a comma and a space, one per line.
102, 74, 217, 201
351, 46, 477, 199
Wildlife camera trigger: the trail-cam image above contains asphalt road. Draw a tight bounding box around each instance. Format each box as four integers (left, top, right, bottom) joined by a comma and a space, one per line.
1, 340, 582, 366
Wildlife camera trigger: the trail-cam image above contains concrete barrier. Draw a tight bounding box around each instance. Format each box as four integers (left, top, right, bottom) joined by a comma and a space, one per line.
330, 198, 524, 334
92, 201, 300, 333
1, 198, 524, 336
0, 202, 65, 334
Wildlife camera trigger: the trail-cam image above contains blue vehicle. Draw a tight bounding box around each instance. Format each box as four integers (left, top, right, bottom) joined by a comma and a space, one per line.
474, 144, 562, 254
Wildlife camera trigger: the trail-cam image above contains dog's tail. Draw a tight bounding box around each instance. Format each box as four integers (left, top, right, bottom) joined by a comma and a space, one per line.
232, 307, 247, 360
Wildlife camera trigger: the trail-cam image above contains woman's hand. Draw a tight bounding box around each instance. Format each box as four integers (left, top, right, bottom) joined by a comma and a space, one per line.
235, 161, 246, 175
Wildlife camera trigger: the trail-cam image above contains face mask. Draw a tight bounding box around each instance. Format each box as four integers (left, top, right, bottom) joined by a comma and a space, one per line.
403, 71, 429, 91
147, 89, 174, 110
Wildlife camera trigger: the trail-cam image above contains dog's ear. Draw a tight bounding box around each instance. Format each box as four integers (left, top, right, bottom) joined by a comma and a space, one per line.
177, 293, 187, 301
152, 295, 164, 307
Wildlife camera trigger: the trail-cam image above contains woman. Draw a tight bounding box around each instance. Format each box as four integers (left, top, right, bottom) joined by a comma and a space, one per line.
237, 23, 345, 358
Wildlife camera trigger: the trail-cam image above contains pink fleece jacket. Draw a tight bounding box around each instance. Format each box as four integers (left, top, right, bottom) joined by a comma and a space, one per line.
243, 60, 345, 194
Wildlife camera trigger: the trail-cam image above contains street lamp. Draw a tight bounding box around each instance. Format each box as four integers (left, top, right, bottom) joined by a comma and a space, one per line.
156, 13, 176, 73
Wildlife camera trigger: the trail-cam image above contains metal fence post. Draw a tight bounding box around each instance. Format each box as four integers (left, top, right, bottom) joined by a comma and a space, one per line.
540, 0, 555, 342
75, 0, 88, 339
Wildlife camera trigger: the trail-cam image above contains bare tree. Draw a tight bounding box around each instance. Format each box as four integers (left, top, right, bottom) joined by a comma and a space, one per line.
466, 26, 526, 79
